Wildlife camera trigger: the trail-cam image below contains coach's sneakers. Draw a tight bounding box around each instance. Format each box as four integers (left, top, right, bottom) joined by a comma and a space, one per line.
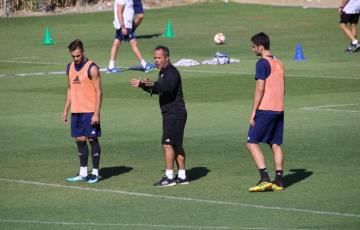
351, 43, 360, 52
86, 174, 100, 184
106, 67, 122, 73
144, 63, 155, 73
66, 173, 87, 182
248, 181, 273, 192
154, 176, 176, 187
176, 176, 190, 185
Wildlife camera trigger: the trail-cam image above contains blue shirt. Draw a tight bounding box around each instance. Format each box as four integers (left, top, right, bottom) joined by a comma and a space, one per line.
255, 58, 271, 80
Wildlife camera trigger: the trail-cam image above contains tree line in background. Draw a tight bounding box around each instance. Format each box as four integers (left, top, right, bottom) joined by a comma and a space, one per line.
2, 0, 103, 13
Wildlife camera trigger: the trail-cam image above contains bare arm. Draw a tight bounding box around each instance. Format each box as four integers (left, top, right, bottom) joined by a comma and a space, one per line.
249, 79, 265, 127
338, 0, 349, 14
61, 78, 71, 123
117, 3, 128, 35
90, 65, 102, 125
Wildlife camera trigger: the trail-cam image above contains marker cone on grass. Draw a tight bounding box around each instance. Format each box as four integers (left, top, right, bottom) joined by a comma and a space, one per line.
163, 20, 175, 38
42, 27, 55, 45
294, 43, 305, 61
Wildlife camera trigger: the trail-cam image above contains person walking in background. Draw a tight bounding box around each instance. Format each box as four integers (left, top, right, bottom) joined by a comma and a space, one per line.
246, 32, 285, 192
338, 0, 360, 52
130, 45, 189, 187
107, 0, 154, 73
62, 39, 102, 184
133, 0, 144, 32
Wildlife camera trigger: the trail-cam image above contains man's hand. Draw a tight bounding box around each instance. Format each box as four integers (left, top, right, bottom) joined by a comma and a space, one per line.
121, 26, 128, 36
61, 112, 68, 123
144, 78, 154, 87
91, 113, 100, 125
249, 111, 256, 127
338, 6, 343, 15
130, 79, 142, 87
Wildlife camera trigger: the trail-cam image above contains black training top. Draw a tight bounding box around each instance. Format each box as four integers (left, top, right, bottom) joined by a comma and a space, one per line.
141, 63, 187, 119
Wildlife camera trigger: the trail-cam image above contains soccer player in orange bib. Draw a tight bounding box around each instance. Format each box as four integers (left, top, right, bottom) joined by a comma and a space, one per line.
246, 33, 285, 192
62, 39, 103, 184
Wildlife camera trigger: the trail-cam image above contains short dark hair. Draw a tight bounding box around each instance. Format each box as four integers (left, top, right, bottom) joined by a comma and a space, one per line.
251, 32, 270, 50
154, 45, 170, 57
68, 39, 84, 52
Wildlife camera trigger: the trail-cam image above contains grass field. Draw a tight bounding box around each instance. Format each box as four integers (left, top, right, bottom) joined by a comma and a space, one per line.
1, 2, 360, 229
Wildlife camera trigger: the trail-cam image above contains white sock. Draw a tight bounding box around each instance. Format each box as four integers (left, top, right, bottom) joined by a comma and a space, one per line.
109, 60, 115, 69
80, 166, 88, 177
140, 59, 147, 69
178, 169, 186, 179
91, 168, 99, 176
165, 169, 174, 179
352, 39, 358, 45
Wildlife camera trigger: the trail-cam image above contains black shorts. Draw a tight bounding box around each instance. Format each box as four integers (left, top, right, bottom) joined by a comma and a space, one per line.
162, 119, 186, 146
340, 13, 360, 24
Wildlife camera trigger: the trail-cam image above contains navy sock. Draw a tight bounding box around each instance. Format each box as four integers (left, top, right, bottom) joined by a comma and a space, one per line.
259, 168, 270, 182
76, 141, 89, 167
89, 139, 101, 169
274, 170, 284, 185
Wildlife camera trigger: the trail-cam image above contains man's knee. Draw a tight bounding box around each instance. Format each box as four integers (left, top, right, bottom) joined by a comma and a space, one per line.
75, 136, 86, 142
113, 39, 121, 48
162, 144, 173, 151
136, 13, 144, 22
173, 145, 184, 155
246, 142, 253, 150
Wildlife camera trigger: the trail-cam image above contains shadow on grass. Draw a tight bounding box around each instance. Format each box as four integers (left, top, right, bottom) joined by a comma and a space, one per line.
187, 167, 210, 182
100, 166, 133, 181
284, 169, 313, 188
136, 33, 162, 39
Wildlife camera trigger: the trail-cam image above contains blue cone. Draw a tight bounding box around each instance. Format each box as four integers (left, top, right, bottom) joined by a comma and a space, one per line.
294, 43, 305, 61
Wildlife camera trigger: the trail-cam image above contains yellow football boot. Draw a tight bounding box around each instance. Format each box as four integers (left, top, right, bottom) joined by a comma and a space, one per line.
248, 181, 273, 192
271, 183, 284, 191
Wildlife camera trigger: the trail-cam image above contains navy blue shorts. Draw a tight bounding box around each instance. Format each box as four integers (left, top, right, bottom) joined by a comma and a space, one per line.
71, 113, 101, 138
162, 119, 186, 146
133, 0, 144, 14
115, 28, 136, 41
247, 110, 284, 145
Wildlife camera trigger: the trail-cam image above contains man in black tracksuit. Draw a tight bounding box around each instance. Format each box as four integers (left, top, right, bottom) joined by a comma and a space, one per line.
131, 45, 189, 187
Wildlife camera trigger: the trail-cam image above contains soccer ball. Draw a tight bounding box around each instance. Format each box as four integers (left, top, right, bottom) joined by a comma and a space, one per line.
214, 33, 225, 44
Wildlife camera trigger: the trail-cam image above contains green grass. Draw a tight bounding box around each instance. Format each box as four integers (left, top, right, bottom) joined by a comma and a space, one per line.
1, 2, 360, 229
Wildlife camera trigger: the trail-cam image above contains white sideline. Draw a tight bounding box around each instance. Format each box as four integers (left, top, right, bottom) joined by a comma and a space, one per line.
0, 59, 64, 65
9, 56, 37, 60
1, 58, 360, 80
299, 103, 360, 113
0, 219, 229, 229
1, 178, 359, 218
1, 69, 359, 80
0, 59, 359, 80
182, 70, 360, 80
0, 219, 326, 230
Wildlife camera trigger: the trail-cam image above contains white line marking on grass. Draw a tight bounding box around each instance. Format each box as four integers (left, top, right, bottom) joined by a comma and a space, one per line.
299, 103, 360, 113
9, 56, 37, 60
182, 69, 360, 80
0, 68, 111, 78
1, 178, 359, 219
0, 219, 230, 229
0, 65, 359, 80
0, 59, 64, 65
0, 219, 326, 230
0, 71, 66, 78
